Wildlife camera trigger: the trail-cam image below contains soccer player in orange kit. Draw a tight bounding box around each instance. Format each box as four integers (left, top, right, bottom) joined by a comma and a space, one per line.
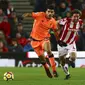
22, 5, 59, 78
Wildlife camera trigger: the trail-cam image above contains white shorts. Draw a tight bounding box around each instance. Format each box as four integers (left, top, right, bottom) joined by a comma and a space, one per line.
57, 42, 76, 57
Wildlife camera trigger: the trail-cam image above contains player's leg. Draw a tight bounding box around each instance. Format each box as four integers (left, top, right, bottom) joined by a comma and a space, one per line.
39, 54, 53, 78
69, 52, 76, 68
43, 40, 58, 77
31, 40, 52, 78
68, 43, 77, 68
59, 55, 70, 79
58, 45, 70, 79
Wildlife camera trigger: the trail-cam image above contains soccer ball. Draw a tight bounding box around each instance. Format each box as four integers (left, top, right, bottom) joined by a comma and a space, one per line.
3, 72, 14, 81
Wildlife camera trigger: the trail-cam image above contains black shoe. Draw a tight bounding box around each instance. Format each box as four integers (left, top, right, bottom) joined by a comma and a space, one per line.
53, 71, 59, 77
69, 60, 75, 68
45, 68, 53, 78
64, 74, 71, 80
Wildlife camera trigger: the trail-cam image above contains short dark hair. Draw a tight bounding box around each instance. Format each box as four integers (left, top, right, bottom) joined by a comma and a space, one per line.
71, 9, 82, 16
46, 5, 55, 10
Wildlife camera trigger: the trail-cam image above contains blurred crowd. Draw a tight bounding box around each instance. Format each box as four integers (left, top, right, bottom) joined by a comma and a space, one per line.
0, 0, 85, 53
0, 0, 33, 53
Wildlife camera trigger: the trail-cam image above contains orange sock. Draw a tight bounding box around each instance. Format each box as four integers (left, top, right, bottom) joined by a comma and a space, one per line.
49, 54, 56, 72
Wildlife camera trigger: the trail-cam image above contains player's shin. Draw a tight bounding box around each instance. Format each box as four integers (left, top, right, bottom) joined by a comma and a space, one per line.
48, 54, 56, 72
60, 56, 70, 79
48, 54, 58, 77
62, 64, 70, 75
39, 55, 53, 78
62, 63, 70, 79
60, 57, 70, 75
41, 61, 53, 78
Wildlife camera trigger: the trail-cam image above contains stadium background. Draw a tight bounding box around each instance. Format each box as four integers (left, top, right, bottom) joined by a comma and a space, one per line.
0, 0, 85, 85
0, 0, 84, 67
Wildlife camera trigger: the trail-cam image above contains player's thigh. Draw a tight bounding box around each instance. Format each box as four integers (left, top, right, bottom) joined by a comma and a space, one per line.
31, 40, 40, 48
68, 43, 77, 60
34, 47, 46, 61
57, 45, 68, 57
42, 40, 51, 52
31, 40, 44, 56
34, 46, 44, 56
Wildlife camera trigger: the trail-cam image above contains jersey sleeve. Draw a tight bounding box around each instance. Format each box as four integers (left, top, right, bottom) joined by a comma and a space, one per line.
32, 12, 44, 19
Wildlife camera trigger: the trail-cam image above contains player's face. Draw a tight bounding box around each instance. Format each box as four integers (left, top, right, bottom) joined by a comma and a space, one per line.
71, 14, 80, 23
45, 9, 55, 19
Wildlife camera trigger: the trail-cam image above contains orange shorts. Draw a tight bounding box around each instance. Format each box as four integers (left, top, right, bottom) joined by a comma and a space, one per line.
31, 39, 50, 56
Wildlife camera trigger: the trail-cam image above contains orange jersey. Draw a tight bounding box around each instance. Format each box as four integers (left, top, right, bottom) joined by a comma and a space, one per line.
30, 12, 57, 40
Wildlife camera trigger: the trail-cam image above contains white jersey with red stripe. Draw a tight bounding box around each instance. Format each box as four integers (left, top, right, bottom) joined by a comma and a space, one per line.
59, 18, 83, 44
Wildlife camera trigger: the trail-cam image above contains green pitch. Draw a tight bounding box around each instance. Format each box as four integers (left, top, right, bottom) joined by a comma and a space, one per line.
0, 67, 85, 85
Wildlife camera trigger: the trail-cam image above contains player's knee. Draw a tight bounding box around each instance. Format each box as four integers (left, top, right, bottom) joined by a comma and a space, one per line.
48, 53, 54, 58
39, 54, 46, 61
39, 55, 47, 65
70, 52, 76, 61
70, 52, 76, 57
47, 51, 52, 56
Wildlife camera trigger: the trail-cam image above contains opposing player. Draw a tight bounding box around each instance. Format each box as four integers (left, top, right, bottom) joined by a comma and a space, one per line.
56, 9, 83, 79
22, 5, 59, 78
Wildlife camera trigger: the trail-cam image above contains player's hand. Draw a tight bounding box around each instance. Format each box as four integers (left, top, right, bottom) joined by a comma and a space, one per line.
22, 13, 29, 18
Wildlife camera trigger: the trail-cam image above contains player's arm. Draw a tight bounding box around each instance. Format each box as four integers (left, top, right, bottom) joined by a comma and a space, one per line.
53, 18, 67, 40
53, 23, 62, 41
51, 19, 62, 41
22, 13, 32, 18
22, 12, 43, 19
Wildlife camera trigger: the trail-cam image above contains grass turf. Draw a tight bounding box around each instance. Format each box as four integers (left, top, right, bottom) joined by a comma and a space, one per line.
0, 67, 85, 85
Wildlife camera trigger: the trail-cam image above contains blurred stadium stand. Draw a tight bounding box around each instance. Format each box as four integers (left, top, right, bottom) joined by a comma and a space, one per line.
9, 0, 34, 35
